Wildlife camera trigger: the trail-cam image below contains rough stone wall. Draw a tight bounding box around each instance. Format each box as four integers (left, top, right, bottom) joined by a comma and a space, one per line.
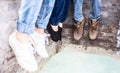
0, 0, 120, 73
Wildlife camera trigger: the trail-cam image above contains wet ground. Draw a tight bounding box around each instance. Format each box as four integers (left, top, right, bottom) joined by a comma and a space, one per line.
0, 0, 120, 73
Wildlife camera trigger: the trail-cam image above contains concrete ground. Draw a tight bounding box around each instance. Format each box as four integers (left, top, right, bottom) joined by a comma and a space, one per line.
39, 48, 120, 73
0, 0, 120, 73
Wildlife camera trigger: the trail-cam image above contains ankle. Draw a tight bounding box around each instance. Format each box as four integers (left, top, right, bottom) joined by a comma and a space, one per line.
16, 31, 30, 43
35, 27, 44, 35
51, 25, 58, 32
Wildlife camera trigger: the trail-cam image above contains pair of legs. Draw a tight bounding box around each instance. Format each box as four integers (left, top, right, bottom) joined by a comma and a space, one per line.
73, 0, 101, 40
47, 0, 70, 42
9, 0, 55, 72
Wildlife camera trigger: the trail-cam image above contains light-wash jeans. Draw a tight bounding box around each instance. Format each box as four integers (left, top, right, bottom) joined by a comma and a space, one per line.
17, 0, 55, 34
74, 0, 101, 22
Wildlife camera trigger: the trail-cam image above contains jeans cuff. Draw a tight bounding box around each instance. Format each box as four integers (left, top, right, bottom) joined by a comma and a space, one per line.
36, 21, 48, 29
74, 17, 84, 24
17, 22, 34, 34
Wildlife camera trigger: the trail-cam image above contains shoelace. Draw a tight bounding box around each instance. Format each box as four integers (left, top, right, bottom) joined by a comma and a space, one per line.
90, 21, 98, 31
29, 33, 50, 54
29, 40, 36, 54
30, 33, 50, 54
44, 33, 50, 45
34, 33, 50, 45
74, 22, 82, 33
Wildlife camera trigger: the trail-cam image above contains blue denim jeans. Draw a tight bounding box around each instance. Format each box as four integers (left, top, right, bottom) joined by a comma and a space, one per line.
74, 0, 101, 22
17, 0, 55, 34
49, 0, 70, 26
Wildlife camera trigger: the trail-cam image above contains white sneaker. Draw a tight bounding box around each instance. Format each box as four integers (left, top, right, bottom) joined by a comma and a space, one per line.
31, 32, 49, 58
9, 32, 38, 72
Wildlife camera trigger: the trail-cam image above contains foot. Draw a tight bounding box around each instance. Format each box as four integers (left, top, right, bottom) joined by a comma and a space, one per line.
47, 24, 62, 42
88, 19, 99, 40
31, 28, 49, 58
73, 18, 86, 41
9, 31, 38, 72
51, 25, 58, 32
16, 31, 30, 43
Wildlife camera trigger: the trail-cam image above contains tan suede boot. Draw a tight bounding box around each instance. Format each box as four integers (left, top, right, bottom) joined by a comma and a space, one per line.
73, 18, 86, 41
88, 19, 99, 40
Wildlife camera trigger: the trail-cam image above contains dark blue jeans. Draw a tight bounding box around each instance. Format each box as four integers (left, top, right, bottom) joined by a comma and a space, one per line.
49, 0, 70, 26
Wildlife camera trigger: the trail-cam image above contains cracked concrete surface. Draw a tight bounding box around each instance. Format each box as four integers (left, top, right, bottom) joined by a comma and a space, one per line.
0, 0, 120, 73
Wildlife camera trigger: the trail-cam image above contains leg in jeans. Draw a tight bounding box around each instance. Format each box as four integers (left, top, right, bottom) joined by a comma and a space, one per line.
89, 0, 101, 21
36, 0, 55, 29
49, 0, 65, 26
17, 0, 55, 57
73, 0, 101, 22
9, 0, 55, 71
17, 0, 43, 34
73, 0, 86, 40
88, 0, 101, 40
31, 0, 55, 57
9, 0, 43, 71
47, 0, 70, 42
60, 0, 70, 23
74, 0, 84, 22
59, 0, 70, 41
49, 0, 70, 26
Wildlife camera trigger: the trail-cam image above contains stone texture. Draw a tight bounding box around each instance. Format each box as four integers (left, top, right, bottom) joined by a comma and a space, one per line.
0, 0, 120, 73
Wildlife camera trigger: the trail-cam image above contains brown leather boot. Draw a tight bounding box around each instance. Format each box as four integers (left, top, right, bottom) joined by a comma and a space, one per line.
88, 19, 99, 40
73, 18, 86, 41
